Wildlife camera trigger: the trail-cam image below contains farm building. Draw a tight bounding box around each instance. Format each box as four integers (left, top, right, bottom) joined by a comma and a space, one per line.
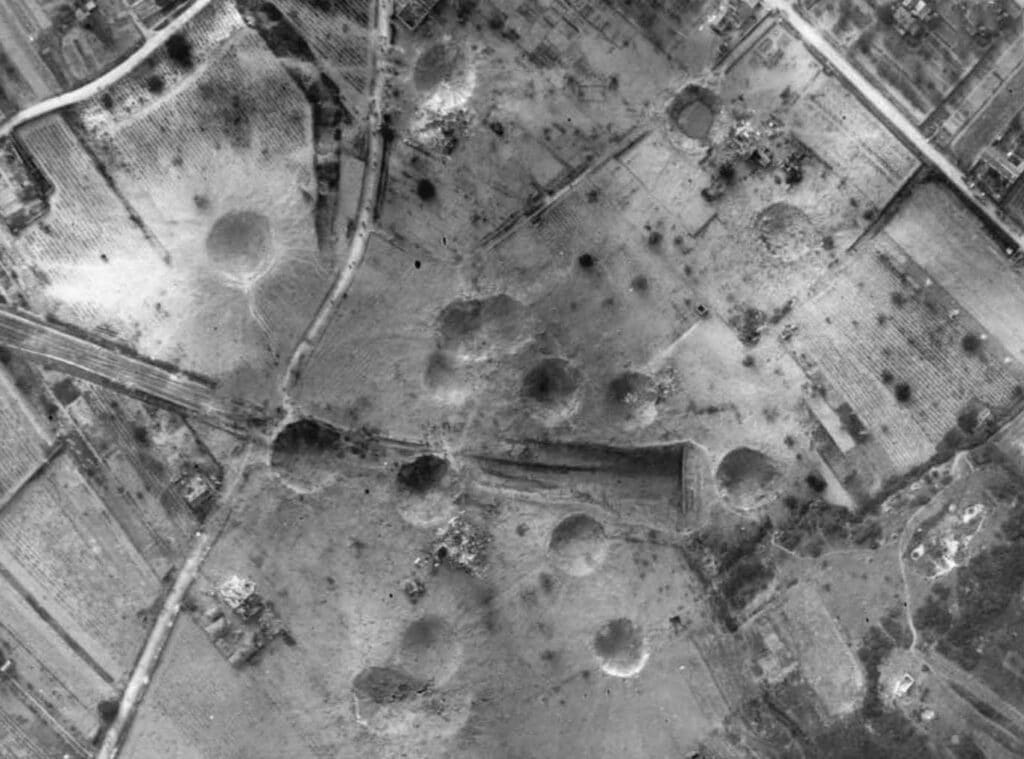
397, 0, 441, 29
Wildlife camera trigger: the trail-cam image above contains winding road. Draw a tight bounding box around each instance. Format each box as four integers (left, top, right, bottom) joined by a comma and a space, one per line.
94, 440, 256, 759
281, 0, 395, 393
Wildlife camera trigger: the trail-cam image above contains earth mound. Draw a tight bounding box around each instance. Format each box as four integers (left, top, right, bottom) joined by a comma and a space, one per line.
607, 371, 656, 406
436, 295, 524, 355
607, 371, 659, 428
754, 202, 816, 260
521, 358, 581, 405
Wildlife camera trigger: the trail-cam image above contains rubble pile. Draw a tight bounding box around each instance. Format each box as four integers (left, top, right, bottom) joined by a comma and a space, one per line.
432, 513, 490, 573
200, 575, 294, 667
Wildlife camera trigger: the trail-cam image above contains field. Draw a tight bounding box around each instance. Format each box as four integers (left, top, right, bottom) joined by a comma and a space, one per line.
168, 452, 735, 758
756, 583, 864, 715
1, 114, 166, 335
718, 20, 918, 200
804, 0, 1019, 125
295, 14, 925, 503
947, 52, 1024, 168
0, 4, 341, 406
5, 0, 1022, 756
0, 564, 114, 739
74, 24, 324, 401
774, 535, 906, 656
682, 18, 918, 319
884, 180, 1024, 362
270, 0, 372, 108
0, 677, 84, 758
0, 363, 50, 502
0, 451, 159, 676
120, 615, 316, 759
786, 237, 1024, 481
296, 133, 815, 491
603, 0, 723, 73
0, 307, 259, 425
292, 232, 471, 441
379, 0, 681, 256
0, 5, 59, 110
787, 69, 918, 200
59, 378, 226, 570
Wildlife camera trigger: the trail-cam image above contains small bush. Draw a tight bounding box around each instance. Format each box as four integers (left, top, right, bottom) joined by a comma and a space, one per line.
961, 332, 982, 354
893, 382, 912, 403
165, 33, 193, 68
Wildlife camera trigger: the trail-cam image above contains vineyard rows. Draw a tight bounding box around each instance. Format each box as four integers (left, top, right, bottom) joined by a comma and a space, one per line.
0, 453, 159, 673
102, 30, 310, 175
75, 2, 246, 138
792, 76, 918, 202
791, 245, 1023, 471
275, 0, 371, 104
9, 116, 162, 331
0, 367, 49, 501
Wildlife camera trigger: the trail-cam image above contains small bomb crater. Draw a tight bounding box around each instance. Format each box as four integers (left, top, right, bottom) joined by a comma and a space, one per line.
414, 43, 465, 91
667, 84, 719, 141
436, 295, 524, 355
396, 615, 462, 683
272, 419, 341, 456
352, 666, 428, 705
206, 210, 273, 276
593, 618, 648, 678
397, 455, 449, 494
549, 514, 608, 577
438, 299, 484, 342
521, 358, 580, 404
424, 350, 456, 387
608, 371, 656, 407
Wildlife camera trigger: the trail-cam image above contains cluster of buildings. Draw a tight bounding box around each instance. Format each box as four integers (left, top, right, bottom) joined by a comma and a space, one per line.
968, 112, 1024, 236
891, 0, 935, 37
